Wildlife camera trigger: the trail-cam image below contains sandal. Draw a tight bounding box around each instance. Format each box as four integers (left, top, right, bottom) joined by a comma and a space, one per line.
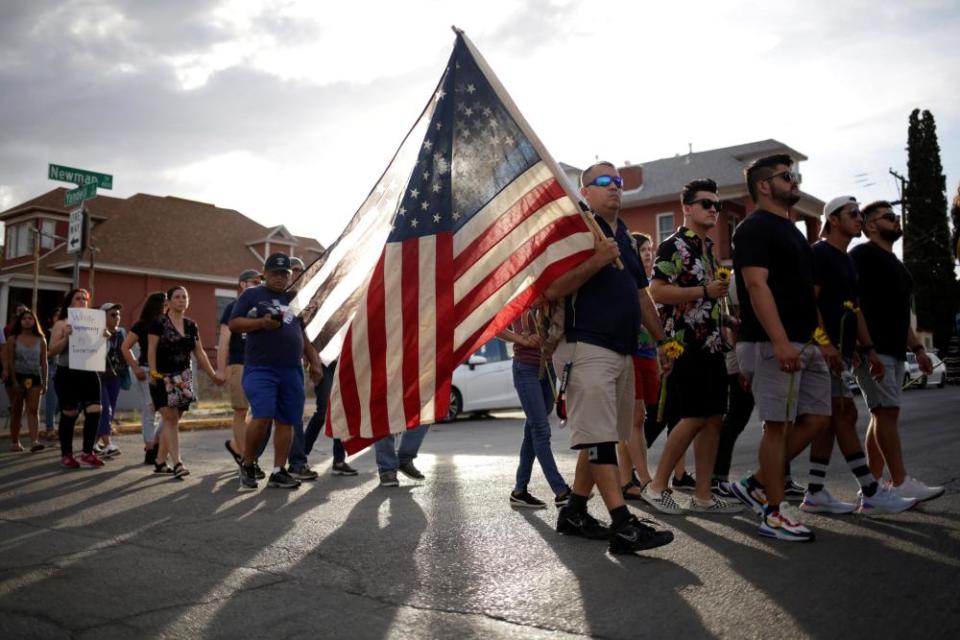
623, 481, 649, 501
153, 462, 174, 475
172, 463, 190, 478
30, 442, 45, 453
10, 442, 24, 452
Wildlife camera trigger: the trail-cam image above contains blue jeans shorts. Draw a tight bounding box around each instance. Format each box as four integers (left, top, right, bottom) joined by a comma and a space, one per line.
242, 366, 305, 426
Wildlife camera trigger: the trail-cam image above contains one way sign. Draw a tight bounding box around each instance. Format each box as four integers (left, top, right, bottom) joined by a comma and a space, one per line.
67, 208, 86, 255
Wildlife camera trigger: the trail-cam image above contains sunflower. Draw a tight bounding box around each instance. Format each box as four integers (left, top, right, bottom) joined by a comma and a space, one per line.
716, 266, 732, 284
813, 327, 832, 347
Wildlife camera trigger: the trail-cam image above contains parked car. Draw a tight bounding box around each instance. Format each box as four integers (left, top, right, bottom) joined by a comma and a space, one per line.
446, 338, 521, 420
904, 351, 946, 389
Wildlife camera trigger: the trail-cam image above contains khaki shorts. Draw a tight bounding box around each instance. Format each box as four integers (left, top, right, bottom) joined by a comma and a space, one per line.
737, 341, 831, 423
228, 364, 248, 410
553, 339, 634, 449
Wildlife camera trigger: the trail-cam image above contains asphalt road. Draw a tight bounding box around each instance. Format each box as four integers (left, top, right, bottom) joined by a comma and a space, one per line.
1, 386, 959, 639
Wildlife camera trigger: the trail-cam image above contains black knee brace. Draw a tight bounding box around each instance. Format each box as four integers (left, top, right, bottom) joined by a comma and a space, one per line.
587, 441, 618, 465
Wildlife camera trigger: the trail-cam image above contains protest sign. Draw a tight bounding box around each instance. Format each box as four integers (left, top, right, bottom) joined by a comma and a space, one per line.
68, 308, 106, 372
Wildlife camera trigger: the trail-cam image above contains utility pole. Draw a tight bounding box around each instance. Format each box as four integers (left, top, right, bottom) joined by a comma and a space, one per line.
889, 168, 909, 224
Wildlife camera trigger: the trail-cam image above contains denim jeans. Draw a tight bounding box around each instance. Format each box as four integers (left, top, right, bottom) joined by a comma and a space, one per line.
302, 362, 346, 463
137, 374, 163, 443
98, 376, 122, 436
512, 361, 567, 495
44, 362, 58, 432
374, 424, 429, 473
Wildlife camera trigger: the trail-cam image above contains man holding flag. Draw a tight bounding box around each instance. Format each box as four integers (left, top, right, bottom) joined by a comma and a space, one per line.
544, 162, 675, 555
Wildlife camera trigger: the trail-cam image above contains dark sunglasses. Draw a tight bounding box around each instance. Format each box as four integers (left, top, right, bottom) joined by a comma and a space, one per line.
587, 175, 624, 189
689, 198, 722, 212
845, 208, 863, 219
874, 212, 900, 223
765, 170, 800, 184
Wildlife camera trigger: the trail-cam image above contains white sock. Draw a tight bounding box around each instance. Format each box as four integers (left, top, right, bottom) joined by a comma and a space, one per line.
273, 466, 282, 474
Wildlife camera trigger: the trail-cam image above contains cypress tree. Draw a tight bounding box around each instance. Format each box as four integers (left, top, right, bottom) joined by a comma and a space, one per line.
903, 109, 957, 350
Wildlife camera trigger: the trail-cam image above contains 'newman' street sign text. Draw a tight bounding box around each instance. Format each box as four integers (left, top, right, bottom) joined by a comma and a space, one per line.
49, 164, 113, 190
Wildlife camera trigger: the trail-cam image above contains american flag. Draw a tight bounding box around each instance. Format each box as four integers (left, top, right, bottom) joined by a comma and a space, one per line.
293, 32, 595, 453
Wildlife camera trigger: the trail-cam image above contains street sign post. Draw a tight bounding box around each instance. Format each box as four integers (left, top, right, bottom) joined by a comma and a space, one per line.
67, 208, 86, 255
64, 182, 98, 207
48, 164, 113, 190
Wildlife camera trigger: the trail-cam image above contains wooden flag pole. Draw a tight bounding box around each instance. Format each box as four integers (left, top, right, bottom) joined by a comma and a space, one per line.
453, 26, 623, 269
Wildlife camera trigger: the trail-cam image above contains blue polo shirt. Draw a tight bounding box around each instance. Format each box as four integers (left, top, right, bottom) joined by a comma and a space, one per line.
564, 215, 647, 355
230, 285, 304, 368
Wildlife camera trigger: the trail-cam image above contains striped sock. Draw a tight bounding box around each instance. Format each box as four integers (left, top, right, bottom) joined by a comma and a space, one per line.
845, 452, 878, 497
808, 456, 829, 494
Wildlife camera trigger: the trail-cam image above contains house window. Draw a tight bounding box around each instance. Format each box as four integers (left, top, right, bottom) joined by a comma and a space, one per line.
215, 288, 236, 324
656, 212, 675, 247
40, 219, 56, 250
4, 223, 32, 259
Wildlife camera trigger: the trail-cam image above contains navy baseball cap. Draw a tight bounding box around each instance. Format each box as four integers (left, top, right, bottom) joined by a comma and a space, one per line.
263, 253, 292, 273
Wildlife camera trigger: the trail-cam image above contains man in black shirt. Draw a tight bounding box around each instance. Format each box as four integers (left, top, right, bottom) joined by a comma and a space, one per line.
802, 196, 914, 515
851, 201, 943, 503
544, 161, 673, 555
730, 154, 834, 542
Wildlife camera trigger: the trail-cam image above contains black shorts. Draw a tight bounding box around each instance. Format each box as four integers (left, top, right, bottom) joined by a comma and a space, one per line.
54, 368, 101, 410
6, 373, 43, 390
664, 349, 728, 420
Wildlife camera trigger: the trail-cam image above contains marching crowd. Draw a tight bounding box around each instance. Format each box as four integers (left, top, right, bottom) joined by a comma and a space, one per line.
2, 152, 948, 556
498, 153, 945, 555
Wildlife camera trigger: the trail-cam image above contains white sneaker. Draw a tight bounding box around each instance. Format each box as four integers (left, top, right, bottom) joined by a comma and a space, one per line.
800, 488, 856, 514
779, 502, 806, 525
891, 476, 944, 502
857, 485, 916, 515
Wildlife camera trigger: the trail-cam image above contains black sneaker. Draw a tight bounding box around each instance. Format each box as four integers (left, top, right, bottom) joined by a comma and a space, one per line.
239, 464, 258, 492
556, 508, 610, 540
510, 490, 546, 509
554, 488, 572, 508
288, 464, 319, 480
711, 479, 738, 500
331, 461, 359, 476
224, 440, 242, 466
268, 468, 301, 489
398, 461, 425, 480
671, 471, 697, 492
609, 515, 675, 555
254, 463, 266, 480
784, 479, 805, 501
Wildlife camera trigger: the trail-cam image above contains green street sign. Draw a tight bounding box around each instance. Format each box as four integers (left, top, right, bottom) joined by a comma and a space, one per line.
49, 163, 113, 190
64, 182, 98, 207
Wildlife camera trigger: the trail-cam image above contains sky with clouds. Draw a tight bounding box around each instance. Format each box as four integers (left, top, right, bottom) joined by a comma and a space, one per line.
2, 0, 959, 248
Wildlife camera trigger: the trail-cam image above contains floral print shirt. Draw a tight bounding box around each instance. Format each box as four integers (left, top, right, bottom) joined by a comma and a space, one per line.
652, 226, 726, 354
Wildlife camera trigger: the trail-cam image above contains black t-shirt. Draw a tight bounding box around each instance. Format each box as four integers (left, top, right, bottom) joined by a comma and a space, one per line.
148, 315, 199, 373
220, 301, 245, 366
131, 320, 150, 366
564, 214, 648, 355
812, 240, 859, 358
732, 210, 818, 343
850, 241, 913, 358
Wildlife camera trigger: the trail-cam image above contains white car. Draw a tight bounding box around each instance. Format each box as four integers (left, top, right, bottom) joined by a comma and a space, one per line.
904, 351, 946, 389
446, 338, 521, 420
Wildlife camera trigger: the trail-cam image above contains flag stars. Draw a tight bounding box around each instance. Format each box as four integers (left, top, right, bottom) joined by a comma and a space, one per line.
482, 107, 492, 117
433, 214, 441, 223
466, 83, 476, 94
452, 211, 461, 221
435, 122, 443, 130
423, 139, 433, 151
410, 218, 419, 228
435, 88, 446, 101
423, 171, 430, 181
398, 206, 407, 216
410, 188, 419, 199
421, 201, 430, 211
464, 107, 473, 117
432, 183, 441, 193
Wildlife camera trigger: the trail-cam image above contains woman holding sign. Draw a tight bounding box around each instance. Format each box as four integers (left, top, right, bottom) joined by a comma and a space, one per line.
5, 308, 48, 453
48, 288, 105, 469
148, 286, 223, 478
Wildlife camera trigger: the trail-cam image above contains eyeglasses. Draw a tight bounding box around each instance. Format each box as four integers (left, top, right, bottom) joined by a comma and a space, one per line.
586, 175, 624, 189
765, 170, 800, 184
689, 198, 722, 212
845, 208, 863, 219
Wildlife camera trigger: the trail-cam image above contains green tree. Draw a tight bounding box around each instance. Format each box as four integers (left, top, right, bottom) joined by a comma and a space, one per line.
903, 109, 957, 350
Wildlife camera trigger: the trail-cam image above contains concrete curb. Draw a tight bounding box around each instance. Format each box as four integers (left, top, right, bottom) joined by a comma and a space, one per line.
2, 417, 232, 440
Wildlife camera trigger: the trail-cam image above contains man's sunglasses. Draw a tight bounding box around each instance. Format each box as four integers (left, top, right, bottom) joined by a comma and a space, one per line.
688, 198, 722, 212
765, 170, 801, 184
587, 175, 624, 189
873, 212, 900, 223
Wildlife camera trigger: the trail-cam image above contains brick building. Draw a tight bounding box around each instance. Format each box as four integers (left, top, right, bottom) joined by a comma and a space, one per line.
0, 189, 323, 353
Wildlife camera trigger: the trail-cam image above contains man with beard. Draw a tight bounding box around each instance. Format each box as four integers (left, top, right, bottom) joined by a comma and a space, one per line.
850, 201, 944, 502
543, 161, 674, 555
640, 178, 742, 515
730, 154, 834, 542
800, 197, 916, 515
